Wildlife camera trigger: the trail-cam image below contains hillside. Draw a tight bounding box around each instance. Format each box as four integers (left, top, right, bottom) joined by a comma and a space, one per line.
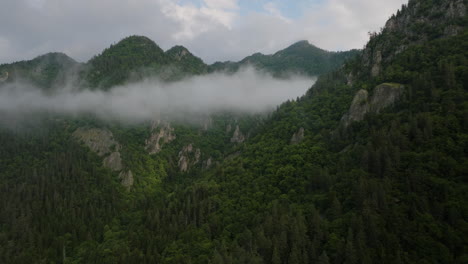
209, 40, 359, 77
82, 35, 170, 88
0, 0, 467, 263
0, 52, 79, 89
0, 36, 349, 90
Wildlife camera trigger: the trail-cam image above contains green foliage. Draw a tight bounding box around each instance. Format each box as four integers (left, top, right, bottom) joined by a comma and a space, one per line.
0, 52, 78, 89
209, 40, 360, 77
1, 1, 467, 263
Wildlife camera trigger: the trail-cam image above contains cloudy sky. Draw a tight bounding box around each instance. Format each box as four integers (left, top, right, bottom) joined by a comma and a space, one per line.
1, 0, 407, 64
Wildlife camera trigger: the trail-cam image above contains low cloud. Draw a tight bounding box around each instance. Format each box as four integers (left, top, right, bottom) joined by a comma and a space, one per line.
0, 67, 315, 125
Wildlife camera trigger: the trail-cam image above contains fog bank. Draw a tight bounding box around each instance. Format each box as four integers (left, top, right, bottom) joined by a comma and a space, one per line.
0, 68, 315, 124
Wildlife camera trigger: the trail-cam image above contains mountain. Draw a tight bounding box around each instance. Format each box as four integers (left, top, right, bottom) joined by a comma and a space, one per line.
209, 40, 360, 77
83, 35, 170, 88
0, 36, 354, 90
165, 45, 208, 75
0, 0, 467, 263
0, 52, 79, 89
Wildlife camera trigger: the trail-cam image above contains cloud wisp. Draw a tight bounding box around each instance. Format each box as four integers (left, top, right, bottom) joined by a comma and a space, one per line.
0, 67, 315, 125
0, 0, 408, 64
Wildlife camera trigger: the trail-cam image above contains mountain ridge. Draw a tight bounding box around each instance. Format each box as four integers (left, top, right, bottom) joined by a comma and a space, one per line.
210, 40, 359, 77
0, 0, 466, 262
0, 36, 358, 89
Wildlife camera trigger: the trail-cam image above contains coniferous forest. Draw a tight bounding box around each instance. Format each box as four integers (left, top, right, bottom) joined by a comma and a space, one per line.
0, 0, 467, 263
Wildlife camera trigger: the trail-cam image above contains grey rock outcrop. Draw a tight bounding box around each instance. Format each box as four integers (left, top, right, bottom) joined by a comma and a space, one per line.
230, 125, 245, 143
178, 143, 201, 172
291, 127, 305, 144
103, 151, 123, 171
145, 121, 176, 154
341, 83, 404, 127
370, 50, 382, 77
73, 127, 133, 190
0, 72, 8, 82
73, 128, 120, 156
203, 157, 213, 170
119, 170, 134, 191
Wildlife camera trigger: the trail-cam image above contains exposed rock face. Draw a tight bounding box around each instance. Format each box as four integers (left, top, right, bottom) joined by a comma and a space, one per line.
179, 155, 189, 172
369, 83, 404, 112
178, 144, 201, 172
119, 170, 134, 191
73, 127, 133, 190
103, 151, 123, 171
341, 90, 370, 127
0, 72, 8, 82
370, 50, 382, 77
341, 83, 404, 127
230, 125, 245, 143
203, 157, 213, 170
173, 48, 189, 60
73, 128, 120, 156
145, 122, 176, 154
361, 0, 466, 78
291, 127, 305, 144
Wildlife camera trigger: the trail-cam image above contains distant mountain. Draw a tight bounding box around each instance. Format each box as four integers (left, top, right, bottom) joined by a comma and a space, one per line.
0, 0, 467, 263
0, 52, 78, 89
209, 40, 359, 77
165, 45, 208, 75
1, 36, 358, 90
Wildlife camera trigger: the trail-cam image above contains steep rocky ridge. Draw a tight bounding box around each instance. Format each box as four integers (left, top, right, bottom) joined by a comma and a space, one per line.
341, 83, 404, 127
178, 144, 201, 172
145, 121, 176, 154
357, 0, 467, 78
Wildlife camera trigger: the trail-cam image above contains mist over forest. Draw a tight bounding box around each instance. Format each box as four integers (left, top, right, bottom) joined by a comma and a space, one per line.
0, 67, 314, 124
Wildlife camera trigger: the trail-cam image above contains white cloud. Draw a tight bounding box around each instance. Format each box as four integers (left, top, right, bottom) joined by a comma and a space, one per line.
0, 0, 408, 64
0, 67, 315, 123
203, 0, 238, 10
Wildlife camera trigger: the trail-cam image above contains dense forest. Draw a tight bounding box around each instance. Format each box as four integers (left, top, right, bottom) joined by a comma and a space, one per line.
0, 0, 467, 263
208, 40, 359, 78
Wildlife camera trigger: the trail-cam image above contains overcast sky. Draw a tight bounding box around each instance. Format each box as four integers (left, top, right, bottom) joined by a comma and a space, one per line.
1, 0, 407, 64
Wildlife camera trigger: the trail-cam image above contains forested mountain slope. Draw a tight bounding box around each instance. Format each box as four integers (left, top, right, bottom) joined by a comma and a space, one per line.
209, 40, 359, 77
0, 36, 350, 91
0, 0, 467, 263
0, 52, 79, 89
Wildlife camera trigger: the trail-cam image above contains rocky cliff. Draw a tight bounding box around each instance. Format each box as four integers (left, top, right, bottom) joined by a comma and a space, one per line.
178, 144, 201, 172
230, 125, 245, 143
145, 121, 176, 154
290, 127, 305, 144
73, 127, 134, 190
360, 0, 467, 78
341, 83, 404, 127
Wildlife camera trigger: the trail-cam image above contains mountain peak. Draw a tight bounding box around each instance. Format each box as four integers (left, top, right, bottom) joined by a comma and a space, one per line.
166, 45, 193, 61
282, 40, 325, 53
85, 35, 169, 88
357, 0, 467, 78
115, 35, 158, 47
32, 52, 77, 65
290, 40, 311, 47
